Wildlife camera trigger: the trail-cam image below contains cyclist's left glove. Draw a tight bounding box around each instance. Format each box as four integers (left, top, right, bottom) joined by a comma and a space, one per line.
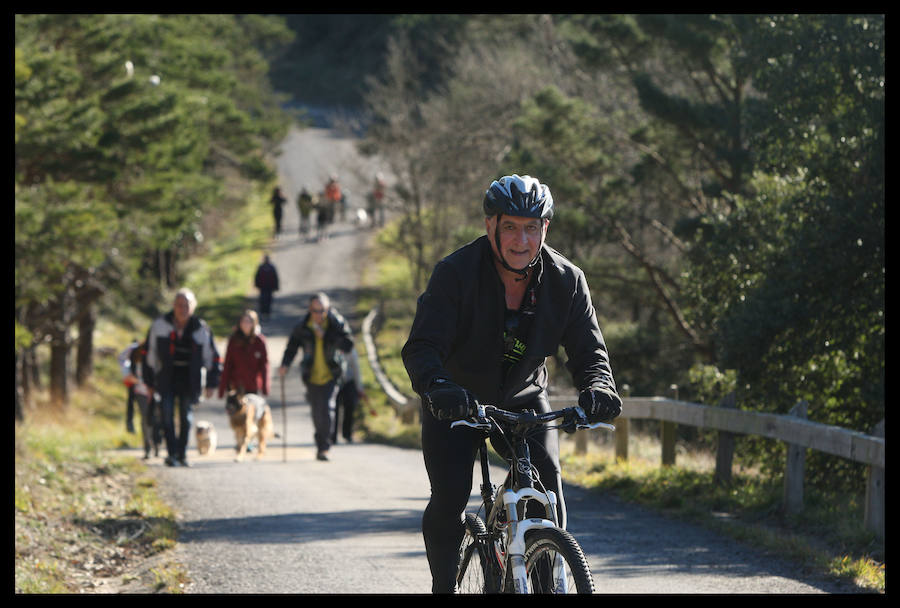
424, 378, 476, 421
578, 386, 622, 423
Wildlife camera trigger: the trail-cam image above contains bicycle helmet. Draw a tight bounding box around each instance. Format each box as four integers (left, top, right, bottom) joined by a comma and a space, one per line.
483, 174, 553, 280
483, 174, 554, 220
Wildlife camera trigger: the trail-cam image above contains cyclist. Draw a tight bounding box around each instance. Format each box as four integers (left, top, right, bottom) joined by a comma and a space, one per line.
402, 174, 622, 593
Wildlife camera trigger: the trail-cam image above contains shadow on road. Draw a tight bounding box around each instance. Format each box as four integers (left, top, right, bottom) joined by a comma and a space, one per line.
178, 508, 424, 546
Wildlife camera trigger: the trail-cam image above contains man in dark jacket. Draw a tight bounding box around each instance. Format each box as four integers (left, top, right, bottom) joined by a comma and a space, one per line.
146, 288, 221, 467
402, 174, 622, 593
254, 255, 280, 321
278, 292, 354, 461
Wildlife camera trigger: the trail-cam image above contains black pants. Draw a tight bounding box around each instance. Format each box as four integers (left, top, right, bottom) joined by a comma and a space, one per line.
306, 380, 339, 453
160, 390, 196, 461
332, 381, 359, 443
420, 394, 565, 593
258, 290, 274, 316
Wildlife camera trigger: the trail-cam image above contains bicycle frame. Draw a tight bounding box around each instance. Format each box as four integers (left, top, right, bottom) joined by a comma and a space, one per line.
455, 403, 614, 593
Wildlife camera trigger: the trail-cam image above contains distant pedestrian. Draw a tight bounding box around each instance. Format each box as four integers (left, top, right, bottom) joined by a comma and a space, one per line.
318, 175, 341, 240
118, 338, 141, 433
254, 255, 280, 321
297, 187, 315, 238
278, 292, 354, 461
271, 186, 287, 237
219, 309, 270, 399
145, 288, 221, 467
333, 344, 367, 444
118, 338, 162, 458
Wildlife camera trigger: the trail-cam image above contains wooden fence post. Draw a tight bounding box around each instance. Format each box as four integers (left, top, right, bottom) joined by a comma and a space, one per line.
575, 404, 589, 455
714, 392, 736, 485
615, 385, 630, 461
661, 385, 677, 466
865, 419, 885, 541
783, 401, 808, 514
615, 418, 629, 462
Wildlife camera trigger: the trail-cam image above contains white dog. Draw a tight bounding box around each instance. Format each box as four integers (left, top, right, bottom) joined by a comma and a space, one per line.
195, 420, 218, 456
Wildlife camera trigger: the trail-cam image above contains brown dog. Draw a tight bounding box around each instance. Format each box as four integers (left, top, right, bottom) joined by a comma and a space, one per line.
225, 391, 274, 461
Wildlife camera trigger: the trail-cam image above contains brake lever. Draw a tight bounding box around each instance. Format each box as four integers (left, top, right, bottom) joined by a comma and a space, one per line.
450, 419, 492, 430
577, 421, 616, 431
569, 406, 616, 432
450, 402, 493, 430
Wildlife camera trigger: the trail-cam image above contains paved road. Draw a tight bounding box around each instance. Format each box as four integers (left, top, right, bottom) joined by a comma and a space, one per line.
146, 118, 857, 594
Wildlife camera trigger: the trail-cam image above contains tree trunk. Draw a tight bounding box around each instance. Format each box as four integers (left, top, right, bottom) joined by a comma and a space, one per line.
75, 301, 96, 386
27, 345, 41, 390
49, 332, 70, 409
16, 350, 26, 422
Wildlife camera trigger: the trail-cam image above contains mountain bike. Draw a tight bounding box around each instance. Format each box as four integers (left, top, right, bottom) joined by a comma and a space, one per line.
452, 402, 615, 593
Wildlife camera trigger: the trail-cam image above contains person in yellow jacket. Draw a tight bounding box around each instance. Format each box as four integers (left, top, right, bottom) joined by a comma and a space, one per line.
278, 292, 354, 461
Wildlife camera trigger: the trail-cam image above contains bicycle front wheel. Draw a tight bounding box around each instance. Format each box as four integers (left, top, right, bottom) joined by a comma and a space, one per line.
523, 528, 595, 594
456, 513, 493, 593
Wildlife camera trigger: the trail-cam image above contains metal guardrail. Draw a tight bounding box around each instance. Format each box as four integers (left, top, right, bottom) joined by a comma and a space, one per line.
361, 308, 418, 423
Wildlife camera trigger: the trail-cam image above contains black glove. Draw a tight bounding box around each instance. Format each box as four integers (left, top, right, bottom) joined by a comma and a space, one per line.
424, 378, 475, 421
578, 386, 622, 423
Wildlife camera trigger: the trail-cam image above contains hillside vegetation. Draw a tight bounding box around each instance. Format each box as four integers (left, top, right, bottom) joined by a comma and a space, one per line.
16, 14, 883, 594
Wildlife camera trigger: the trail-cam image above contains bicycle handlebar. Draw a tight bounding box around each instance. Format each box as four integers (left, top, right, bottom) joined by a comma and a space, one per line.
450, 403, 615, 433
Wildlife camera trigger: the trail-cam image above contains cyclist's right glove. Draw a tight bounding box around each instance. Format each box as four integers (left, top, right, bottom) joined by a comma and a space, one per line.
424, 378, 476, 421
578, 386, 623, 423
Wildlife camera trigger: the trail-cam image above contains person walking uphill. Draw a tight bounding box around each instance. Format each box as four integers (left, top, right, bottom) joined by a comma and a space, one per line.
219, 310, 270, 399
254, 255, 280, 321
278, 292, 354, 461
271, 186, 287, 237
146, 288, 222, 467
401, 174, 622, 593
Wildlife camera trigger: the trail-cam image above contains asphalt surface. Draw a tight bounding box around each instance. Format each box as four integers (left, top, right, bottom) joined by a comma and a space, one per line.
143, 117, 858, 595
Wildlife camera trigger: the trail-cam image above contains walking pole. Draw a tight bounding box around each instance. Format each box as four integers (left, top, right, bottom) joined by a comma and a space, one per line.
281, 374, 287, 463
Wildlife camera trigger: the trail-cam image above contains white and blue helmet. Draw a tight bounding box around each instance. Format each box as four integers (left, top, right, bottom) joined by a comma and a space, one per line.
483, 174, 554, 220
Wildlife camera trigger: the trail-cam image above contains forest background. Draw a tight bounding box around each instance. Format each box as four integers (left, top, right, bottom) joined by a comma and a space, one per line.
16, 13, 883, 518
271, 14, 884, 493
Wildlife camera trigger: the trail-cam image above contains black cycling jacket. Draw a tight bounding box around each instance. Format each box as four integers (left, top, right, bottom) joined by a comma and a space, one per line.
402, 235, 618, 408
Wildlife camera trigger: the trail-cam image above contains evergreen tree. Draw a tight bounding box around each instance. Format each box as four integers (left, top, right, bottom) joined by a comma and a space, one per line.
15, 14, 293, 409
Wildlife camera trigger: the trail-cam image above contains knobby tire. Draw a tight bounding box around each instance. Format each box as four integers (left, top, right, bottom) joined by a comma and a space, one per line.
456, 513, 493, 593
523, 528, 595, 594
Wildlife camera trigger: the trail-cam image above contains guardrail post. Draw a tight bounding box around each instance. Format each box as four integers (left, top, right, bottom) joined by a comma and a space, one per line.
615, 418, 629, 462
783, 401, 808, 514
661, 421, 676, 466
402, 398, 420, 425
714, 392, 736, 485
575, 408, 589, 455
661, 385, 677, 466
615, 385, 630, 461
865, 419, 884, 541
